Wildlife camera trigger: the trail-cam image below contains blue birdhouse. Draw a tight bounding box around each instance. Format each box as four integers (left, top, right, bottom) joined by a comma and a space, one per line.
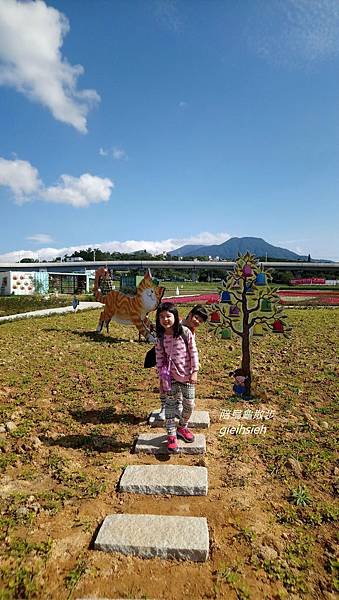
255, 272, 266, 286
221, 291, 231, 303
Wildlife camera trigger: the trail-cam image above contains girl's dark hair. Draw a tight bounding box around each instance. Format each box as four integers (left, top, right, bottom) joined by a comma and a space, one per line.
156, 302, 183, 338
187, 304, 208, 322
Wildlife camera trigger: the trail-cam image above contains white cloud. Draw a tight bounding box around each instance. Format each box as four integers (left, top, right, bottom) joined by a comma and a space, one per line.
0, 0, 100, 132
95, 232, 230, 256
0, 232, 230, 263
0, 248, 60, 263
0, 156, 114, 207
112, 147, 127, 160
26, 233, 54, 244
0, 157, 41, 200
42, 173, 113, 207
100, 146, 128, 160
0, 233, 337, 263
249, 0, 339, 66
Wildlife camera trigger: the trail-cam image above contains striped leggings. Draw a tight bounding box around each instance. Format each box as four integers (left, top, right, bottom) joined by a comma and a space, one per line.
163, 381, 195, 435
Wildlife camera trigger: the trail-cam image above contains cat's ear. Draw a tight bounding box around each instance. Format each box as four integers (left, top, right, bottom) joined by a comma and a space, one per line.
144, 269, 152, 280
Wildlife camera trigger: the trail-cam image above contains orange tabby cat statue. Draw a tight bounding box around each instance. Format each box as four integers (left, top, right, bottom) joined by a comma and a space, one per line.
93, 268, 165, 341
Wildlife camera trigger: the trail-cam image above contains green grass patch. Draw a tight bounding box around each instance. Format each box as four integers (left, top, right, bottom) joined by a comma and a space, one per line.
0, 305, 337, 597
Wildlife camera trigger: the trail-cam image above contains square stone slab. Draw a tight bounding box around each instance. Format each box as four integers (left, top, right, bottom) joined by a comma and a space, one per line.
94, 513, 209, 562
134, 433, 206, 455
119, 464, 208, 495
149, 410, 210, 428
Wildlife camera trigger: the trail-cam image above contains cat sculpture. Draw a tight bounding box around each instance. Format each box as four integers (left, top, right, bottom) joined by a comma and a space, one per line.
93, 268, 165, 342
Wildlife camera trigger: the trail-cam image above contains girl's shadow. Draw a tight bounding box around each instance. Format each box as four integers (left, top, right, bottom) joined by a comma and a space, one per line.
70, 407, 145, 425
73, 331, 131, 343
41, 433, 131, 453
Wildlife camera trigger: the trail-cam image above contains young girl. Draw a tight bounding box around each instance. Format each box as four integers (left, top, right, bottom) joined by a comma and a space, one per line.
155, 302, 199, 453
157, 304, 208, 421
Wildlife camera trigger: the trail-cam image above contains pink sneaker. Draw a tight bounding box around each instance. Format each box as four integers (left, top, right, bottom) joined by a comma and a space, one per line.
177, 426, 195, 443
167, 435, 178, 453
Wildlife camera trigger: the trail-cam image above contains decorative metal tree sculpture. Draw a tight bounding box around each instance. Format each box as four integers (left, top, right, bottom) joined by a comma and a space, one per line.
208, 252, 291, 397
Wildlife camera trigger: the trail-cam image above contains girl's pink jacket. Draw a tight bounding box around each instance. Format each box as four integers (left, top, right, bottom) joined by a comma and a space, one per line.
155, 327, 199, 384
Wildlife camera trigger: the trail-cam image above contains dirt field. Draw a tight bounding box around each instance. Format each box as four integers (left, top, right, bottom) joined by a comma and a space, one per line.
0, 307, 338, 599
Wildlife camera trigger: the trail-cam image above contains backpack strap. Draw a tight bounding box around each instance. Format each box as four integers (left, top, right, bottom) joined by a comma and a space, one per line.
180, 325, 190, 350
159, 326, 189, 357
159, 335, 172, 366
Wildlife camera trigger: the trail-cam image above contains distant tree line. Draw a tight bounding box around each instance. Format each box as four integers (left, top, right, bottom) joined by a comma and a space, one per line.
18, 250, 337, 282
65, 248, 171, 262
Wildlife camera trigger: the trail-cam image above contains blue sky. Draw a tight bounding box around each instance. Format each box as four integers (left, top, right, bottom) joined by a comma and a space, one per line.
0, 0, 338, 261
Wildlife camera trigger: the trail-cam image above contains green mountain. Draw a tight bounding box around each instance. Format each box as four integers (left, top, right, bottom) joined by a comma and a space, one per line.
169, 237, 308, 260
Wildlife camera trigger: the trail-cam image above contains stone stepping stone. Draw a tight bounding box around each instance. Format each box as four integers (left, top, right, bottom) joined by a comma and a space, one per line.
134, 433, 206, 455
149, 410, 210, 428
119, 464, 208, 496
94, 513, 209, 562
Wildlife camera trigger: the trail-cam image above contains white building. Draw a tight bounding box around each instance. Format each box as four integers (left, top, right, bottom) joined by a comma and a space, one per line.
0, 272, 49, 295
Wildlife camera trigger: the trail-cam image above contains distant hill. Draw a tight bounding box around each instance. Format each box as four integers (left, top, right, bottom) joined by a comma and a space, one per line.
169, 237, 308, 260
169, 244, 206, 256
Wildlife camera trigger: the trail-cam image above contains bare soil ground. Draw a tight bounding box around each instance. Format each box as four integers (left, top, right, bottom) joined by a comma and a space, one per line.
0, 307, 338, 599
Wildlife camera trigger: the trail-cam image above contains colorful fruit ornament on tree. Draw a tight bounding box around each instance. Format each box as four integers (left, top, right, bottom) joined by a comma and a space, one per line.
208, 252, 291, 398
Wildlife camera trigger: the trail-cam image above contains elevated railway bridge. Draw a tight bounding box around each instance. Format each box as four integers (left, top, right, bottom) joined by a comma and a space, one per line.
0, 260, 337, 295
0, 260, 338, 274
